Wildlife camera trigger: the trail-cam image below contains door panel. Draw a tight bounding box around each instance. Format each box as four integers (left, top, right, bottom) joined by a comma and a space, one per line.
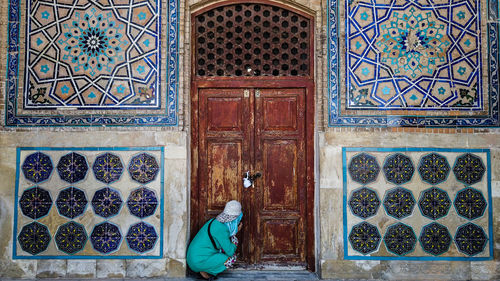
199, 88, 251, 221
255, 88, 306, 264
198, 88, 252, 263
262, 97, 298, 131
262, 140, 298, 210
207, 97, 243, 132
207, 141, 242, 210
262, 219, 300, 257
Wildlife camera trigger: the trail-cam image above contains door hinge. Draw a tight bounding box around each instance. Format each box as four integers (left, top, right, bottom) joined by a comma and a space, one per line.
244, 89, 250, 98
255, 89, 261, 98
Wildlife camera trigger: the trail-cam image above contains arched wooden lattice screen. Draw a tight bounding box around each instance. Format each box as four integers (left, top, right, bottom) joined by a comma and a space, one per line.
194, 3, 312, 77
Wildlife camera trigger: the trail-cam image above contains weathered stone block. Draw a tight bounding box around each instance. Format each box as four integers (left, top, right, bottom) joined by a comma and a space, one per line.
126, 259, 167, 278
319, 144, 343, 189
167, 258, 186, 278
165, 145, 187, 160
471, 261, 500, 281
166, 158, 188, 259
320, 188, 344, 260
320, 259, 385, 279
36, 260, 66, 278
382, 261, 470, 281
66, 260, 96, 278
0, 260, 36, 278
96, 260, 126, 278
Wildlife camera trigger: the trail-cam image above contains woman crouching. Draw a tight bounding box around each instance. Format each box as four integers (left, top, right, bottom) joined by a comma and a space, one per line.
187, 200, 243, 280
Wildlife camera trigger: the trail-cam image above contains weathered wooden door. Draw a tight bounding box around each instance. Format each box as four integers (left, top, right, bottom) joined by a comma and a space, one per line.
193, 86, 309, 266
191, 1, 315, 270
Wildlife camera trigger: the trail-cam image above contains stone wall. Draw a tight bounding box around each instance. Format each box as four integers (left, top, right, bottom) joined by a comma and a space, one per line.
0, 132, 188, 278
0, 0, 499, 280
319, 130, 500, 280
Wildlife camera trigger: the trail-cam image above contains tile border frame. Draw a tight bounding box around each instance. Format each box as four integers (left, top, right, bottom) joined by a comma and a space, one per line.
329, 0, 500, 127
13, 146, 165, 259
5, 0, 178, 127
342, 147, 493, 261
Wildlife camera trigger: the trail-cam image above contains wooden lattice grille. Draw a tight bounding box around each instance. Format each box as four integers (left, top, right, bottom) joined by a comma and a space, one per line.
194, 3, 311, 77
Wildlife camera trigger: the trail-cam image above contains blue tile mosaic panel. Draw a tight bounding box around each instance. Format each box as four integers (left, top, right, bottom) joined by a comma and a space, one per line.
329, 0, 500, 127
342, 147, 493, 260
13, 147, 164, 259
6, 0, 178, 126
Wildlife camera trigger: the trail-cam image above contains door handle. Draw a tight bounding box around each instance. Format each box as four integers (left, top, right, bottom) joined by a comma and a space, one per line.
249, 172, 262, 181
242, 171, 262, 188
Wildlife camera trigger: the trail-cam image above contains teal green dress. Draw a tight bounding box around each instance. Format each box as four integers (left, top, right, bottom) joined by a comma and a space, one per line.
187, 219, 237, 276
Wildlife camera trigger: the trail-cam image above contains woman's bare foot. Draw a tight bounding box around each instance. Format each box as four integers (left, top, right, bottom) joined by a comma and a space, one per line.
200, 271, 210, 279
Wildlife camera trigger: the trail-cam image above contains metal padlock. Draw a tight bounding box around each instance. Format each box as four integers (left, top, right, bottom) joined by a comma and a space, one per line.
243, 171, 252, 188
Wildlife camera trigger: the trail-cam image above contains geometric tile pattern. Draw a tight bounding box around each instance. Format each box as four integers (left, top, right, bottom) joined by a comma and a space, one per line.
383, 222, 416, 256
348, 222, 381, 255
128, 153, 160, 184
348, 153, 380, 184
126, 222, 158, 253
453, 153, 486, 185
418, 153, 450, 185
56, 187, 88, 219
383, 153, 414, 185
92, 153, 124, 184
19, 186, 53, 220
418, 187, 451, 220
14, 147, 164, 258
91, 187, 123, 219
328, 0, 500, 127
383, 187, 415, 219
21, 152, 53, 184
348, 187, 380, 219
454, 223, 488, 256
343, 147, 492, 260
347, 1, 482, 109
454, 187, 487, 220
18, 222, 51, 255
6, 0, 178, 126
419, 222, 452, 256
56, 152, 88, 183
55, 221, 88, 254
90, 222, 122, 254
24, 0, 161, 109
126, 187, 158, 219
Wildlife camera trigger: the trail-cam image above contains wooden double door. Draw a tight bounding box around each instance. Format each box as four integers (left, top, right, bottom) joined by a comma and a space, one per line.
191, 81, 314, 269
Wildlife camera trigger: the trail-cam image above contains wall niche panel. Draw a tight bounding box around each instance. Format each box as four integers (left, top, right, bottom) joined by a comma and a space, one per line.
13, 147, 164, 259
6, 0, 178, 126
343, 147, 493, 260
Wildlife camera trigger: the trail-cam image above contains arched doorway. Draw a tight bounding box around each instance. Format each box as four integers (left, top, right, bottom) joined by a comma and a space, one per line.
190, 1, 315, 270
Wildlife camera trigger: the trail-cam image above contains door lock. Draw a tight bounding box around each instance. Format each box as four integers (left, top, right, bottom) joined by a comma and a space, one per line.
242, 171, 262, 188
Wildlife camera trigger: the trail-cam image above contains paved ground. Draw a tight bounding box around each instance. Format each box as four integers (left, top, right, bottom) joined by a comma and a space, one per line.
188, 270, 320, 280
0, 270, 380, 281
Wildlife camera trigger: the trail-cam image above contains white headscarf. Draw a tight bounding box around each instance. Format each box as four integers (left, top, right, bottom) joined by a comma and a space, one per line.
216, 200, 243, 236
